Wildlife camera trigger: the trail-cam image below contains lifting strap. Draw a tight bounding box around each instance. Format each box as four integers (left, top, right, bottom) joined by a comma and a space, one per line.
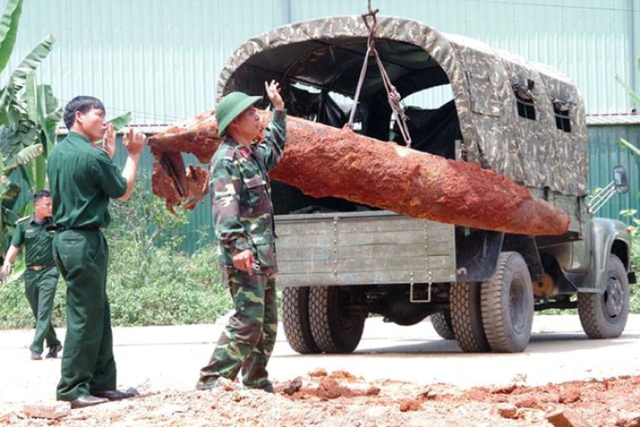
347, 1, 412, 147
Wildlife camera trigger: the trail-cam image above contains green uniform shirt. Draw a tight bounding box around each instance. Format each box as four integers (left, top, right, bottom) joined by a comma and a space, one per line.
47, 131, 127, 228
10, 216, 55, 266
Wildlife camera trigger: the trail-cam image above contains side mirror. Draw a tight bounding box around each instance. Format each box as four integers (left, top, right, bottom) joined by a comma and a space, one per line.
613, 165, 628, 194
587, 164, 629, 214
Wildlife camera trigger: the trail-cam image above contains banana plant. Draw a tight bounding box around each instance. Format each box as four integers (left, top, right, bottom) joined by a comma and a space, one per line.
0, 0, 61, 259
620, 138, 640, 157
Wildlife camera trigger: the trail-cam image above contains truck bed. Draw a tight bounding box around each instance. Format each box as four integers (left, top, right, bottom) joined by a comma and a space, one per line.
275, 211, 456, 287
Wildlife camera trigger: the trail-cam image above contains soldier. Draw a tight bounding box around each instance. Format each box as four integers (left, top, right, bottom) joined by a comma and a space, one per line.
196, 80, 286, 393
1, 190, 62, 361
47, 96, 146, 409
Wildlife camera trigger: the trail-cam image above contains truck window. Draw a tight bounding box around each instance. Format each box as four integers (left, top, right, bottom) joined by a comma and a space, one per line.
514, 85, 536, 120
552, 101, 571, 132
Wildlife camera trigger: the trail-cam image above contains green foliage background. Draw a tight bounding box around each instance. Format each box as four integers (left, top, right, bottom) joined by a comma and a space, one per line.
0, 182, 232, 329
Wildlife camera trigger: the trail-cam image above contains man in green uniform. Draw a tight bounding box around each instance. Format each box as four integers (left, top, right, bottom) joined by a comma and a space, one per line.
196, 80, 286, 393
47, 95, 146, 409
1, 190, 62, 360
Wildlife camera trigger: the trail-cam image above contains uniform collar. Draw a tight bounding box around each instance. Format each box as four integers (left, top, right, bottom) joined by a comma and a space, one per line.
67, 131, 92, 144
67, 131, 108, 153
30, 215, 52, 225
224, 139, 252, 159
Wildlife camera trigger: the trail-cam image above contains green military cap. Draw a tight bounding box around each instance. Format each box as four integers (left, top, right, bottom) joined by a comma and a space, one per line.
216, 92, 262, 137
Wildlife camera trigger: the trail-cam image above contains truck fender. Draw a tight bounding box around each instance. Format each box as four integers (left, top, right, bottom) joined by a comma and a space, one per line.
565, 218, 632, 292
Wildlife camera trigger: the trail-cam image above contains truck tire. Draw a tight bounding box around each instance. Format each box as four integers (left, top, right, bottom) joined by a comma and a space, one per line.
431, 311, 455, 340
481, 251, 534, 353
450, 282, 491, 352
578, 254, 629, 339
282, 287, 321, 354
309, 286, 366, 353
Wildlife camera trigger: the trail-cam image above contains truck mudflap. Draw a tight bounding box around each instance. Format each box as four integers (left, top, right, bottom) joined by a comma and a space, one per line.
274, 211, 456, 287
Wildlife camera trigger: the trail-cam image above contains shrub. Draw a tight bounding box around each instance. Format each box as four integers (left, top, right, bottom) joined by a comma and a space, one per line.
0, 182, 231, 329
104, 184, 231, 326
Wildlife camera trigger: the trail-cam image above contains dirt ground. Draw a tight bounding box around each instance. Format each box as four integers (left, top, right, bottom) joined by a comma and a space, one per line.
2, 369, 640, 426
2, 316, 640, 426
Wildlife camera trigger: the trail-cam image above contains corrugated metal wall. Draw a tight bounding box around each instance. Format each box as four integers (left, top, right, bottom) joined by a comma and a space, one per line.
291, 0, 639, 115
6, 0, 289, 125
6, 0, 639, 120
587, 124, 640, 220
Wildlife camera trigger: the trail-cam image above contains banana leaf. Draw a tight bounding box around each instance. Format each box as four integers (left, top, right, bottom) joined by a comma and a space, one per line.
23, 75, 59, 189
4, 143, 43, 171
38, 84, 62, 149
5, 34, 56, 93
108, 111, 133, 131
0, 121, 37, 161
0, 34, 56, 124
25, 72, 38, 123
0, 0, 23, 75
616, 75, 640, 110
0, 181, 19, 209
620, 138, 640, 157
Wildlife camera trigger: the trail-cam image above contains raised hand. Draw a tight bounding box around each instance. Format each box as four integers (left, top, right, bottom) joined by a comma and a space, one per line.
123, 128, 147, 156
103, 124, 116, 159
265, 80, 284, 111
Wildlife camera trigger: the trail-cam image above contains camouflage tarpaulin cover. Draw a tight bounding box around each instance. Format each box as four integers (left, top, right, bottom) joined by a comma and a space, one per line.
217, 16, 588, 197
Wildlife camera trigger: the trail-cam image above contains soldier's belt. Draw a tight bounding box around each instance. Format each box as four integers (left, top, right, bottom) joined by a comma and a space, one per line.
55, 224, 102, 232
27, 263, 56, 271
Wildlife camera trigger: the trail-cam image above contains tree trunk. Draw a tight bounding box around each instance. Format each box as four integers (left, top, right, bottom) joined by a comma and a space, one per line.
148, 110, 570, 236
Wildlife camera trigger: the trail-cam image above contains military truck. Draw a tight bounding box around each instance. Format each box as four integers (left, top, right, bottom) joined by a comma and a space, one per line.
216, 16, 635, 353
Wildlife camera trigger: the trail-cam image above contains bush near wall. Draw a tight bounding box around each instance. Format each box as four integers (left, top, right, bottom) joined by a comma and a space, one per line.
0, 184, 231, 329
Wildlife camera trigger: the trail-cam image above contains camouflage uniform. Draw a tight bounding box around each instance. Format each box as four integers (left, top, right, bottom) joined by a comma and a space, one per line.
197, 109, 286, 391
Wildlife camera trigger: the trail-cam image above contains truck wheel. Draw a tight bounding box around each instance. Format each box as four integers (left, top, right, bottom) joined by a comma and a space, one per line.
481, 251, 534, 353
578, 254, 629, 339
450, 282, 491, 352
431, 311, 455, 340
309, 286, 366, 353
282, 287, 320, 354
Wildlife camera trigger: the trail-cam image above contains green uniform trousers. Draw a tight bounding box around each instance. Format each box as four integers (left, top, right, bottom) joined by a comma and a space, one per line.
24, 266, 61, 354
52, 229, 116, 401
198, 272, 278, 390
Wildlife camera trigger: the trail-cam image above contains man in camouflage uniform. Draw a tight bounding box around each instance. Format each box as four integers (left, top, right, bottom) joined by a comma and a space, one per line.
1, 190, 62, 361
197, 80, 286, 393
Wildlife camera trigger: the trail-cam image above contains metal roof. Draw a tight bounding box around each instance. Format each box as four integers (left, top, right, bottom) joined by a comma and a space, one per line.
586, 114, 640, 126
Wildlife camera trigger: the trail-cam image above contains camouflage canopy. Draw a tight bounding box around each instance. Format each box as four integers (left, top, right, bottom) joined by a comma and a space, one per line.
218, 16, 588, 197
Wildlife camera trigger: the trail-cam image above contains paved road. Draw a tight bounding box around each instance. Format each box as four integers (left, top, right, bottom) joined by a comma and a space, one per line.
2, 314, 640, 406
